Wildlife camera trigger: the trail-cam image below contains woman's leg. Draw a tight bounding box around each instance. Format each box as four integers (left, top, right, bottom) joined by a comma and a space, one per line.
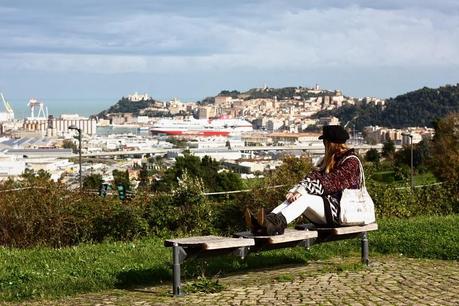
272, 194, 326, 224
271, 201, 289, 214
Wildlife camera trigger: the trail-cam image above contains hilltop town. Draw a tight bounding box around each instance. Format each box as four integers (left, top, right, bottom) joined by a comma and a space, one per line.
0, 83, 456, 188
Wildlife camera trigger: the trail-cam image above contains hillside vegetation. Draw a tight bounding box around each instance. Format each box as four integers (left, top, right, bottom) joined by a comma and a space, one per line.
97, 97, 162, 117
317, 84, 459, 129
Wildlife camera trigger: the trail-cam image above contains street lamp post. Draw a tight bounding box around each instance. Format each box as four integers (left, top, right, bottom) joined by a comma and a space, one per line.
69, 125, 82, 191
344, 115, 359, 145
402, 132, 414, 189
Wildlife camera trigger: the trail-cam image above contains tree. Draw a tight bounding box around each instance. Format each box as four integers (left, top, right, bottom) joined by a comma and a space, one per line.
113, 169, 131, 190
382, 139, 395, 159
313, 84, 459, 129
137, 164, 150, 190
21, 169, 52, 185
414, 139, 432, 173
393, 139, 431, 173
83, 173, 103, 190
216, 171, 244, 192
430, 113, 459, 182
62, 139, 77, 153
365, 148, 380, 163
152, 153, 243, 193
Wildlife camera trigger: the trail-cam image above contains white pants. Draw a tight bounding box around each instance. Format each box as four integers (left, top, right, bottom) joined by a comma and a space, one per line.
271, 193, 327, 225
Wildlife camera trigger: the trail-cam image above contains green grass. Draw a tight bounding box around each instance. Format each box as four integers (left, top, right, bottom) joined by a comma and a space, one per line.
371, 215, 459, 259
184, 277, 225, 293
413, 172, 438, 185
0, 215, 458, 302
371, 171, 438, 187
0, 238, 170, 301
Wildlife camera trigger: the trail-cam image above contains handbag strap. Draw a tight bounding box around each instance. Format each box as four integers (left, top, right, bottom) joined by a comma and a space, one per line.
339, 155, 365, 188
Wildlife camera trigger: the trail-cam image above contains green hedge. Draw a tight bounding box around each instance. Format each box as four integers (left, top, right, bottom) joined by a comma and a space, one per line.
0, 178, 457, 248
369, 183, 458, 218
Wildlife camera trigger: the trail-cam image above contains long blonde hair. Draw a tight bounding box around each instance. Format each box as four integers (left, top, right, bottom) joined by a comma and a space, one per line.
320, 141, 349, 173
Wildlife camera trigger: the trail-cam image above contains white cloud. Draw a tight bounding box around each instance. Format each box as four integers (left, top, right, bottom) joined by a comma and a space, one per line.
1, 3, 459, 74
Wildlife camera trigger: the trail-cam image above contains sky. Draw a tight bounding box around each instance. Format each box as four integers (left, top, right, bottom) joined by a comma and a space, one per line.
1, 0, 459, 117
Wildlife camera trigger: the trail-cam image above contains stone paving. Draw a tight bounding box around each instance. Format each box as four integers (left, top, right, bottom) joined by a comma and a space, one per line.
25, 256, 459, 305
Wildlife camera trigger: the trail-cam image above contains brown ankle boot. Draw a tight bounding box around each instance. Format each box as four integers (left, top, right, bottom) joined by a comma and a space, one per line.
264, 213, 287, 236
244, 208, 267, 235
257, 207, 265, 225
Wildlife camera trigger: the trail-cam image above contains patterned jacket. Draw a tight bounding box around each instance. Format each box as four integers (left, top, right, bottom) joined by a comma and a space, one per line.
289, 149, 362, 225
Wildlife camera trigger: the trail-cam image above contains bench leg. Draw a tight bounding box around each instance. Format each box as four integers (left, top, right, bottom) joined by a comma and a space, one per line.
173, 243, 185, 296
360, 231, 369, 266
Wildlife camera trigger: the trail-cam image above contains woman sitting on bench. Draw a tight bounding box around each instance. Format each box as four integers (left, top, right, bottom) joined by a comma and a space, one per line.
246, 125, 362, 235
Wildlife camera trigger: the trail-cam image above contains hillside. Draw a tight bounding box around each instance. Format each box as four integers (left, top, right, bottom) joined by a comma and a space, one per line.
97, 84, 459, 128
316, 84, 459, 129
216, 86, 336, 101
97, 97, 163, 117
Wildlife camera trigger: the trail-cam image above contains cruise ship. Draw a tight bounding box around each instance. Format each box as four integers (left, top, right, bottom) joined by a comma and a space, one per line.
150, 118, 253, 136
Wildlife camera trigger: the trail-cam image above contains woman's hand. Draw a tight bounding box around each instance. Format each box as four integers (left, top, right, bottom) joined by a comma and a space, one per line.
286, 192, 301, 203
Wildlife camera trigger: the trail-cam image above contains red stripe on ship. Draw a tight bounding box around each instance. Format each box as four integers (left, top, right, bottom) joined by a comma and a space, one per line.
151, 129, 230, 136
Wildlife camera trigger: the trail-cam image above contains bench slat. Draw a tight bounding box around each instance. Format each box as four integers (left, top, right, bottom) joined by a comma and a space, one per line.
234, 228, 318, 244
165, 235, 254, 250
315, 223, 378, 235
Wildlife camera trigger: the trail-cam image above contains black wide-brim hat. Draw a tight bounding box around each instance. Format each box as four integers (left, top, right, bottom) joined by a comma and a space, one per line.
318, 125, 350, 144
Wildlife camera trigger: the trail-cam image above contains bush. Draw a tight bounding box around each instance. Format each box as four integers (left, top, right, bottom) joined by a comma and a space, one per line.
365, 148, 380, 163
0, 184, 149, 248
372, 171, 395, 183
369, 182, 458, 218
0, 159, 456, 249
144, 170, 216, 236
93, 203, 148, 242
0, 169, 219, 248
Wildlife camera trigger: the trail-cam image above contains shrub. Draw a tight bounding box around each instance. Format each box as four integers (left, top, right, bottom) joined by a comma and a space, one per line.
0, 158, 456, 249
144, 170, 216, 236
369, 182, 458, 218
365, 148, 380, 163
93, 203, 148, 242
372, 171, 395, 183
0, 184, 149, 248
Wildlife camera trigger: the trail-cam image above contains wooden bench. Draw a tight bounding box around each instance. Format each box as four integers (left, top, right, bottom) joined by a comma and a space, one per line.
164, 223, 378, 296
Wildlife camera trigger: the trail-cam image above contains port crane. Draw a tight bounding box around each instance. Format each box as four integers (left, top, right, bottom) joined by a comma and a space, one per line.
27, 97, 48, 119
0, 92, 15, 120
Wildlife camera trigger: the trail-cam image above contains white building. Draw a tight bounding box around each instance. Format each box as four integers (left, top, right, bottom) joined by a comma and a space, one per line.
24, 114, 97, 136
267, 119, 284, 131
128, 92, 150, 102
0, 154, 26, 179
192, 150, 242, 161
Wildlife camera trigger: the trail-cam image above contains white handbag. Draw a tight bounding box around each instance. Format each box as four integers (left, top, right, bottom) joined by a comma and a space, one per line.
339, 156, 376, 225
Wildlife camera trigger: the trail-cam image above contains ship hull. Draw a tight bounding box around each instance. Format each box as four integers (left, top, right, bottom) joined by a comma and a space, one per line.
150, 129, 230, 136
150, 118, 252, 137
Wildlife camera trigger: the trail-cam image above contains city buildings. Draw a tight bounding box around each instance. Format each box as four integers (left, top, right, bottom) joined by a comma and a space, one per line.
0, 86, 436, 187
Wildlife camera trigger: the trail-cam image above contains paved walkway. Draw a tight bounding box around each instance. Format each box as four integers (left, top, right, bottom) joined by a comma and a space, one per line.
31, 256, 459, 305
